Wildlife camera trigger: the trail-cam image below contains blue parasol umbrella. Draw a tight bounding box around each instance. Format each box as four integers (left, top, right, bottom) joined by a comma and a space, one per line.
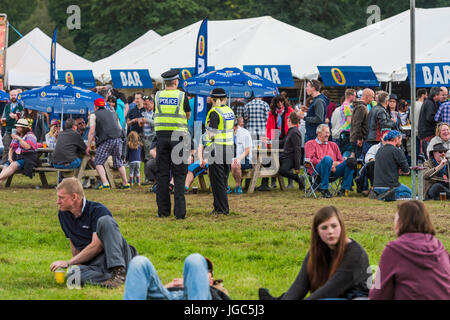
18, 84, 104, 120
0, 90, 9, 101
181, 67, 279, 98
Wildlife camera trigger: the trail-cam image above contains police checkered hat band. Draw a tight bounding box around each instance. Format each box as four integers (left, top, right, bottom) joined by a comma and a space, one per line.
161, 69, 180, 81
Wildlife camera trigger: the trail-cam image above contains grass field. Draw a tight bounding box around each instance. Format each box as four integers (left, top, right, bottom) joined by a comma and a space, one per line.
0, 172, 448, 300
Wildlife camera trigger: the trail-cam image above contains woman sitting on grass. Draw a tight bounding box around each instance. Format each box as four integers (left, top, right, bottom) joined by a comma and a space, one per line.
0, 118, 38, 186
259, 206, 371, 300
369, 201, 450, 300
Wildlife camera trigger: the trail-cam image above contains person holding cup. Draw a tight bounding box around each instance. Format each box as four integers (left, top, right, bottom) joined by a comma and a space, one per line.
422, 143, 450, 200
0, 118, 38, 186
1, 90, 24, 164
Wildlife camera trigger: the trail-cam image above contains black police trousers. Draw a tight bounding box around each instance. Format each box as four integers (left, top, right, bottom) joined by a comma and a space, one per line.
155, 135, 188, 219
208, 146, 233, 214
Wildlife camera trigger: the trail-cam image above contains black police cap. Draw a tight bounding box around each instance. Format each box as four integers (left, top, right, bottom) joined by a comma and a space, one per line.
161, 69, 180, 81
210, 88, 227, 98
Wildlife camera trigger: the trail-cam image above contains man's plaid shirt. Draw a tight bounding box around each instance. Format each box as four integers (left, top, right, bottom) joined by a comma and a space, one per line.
434, 101, 450, 124
244, 99, 270, 138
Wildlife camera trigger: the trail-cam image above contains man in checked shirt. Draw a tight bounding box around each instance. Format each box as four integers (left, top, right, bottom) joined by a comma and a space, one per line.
243, 96, 270, 142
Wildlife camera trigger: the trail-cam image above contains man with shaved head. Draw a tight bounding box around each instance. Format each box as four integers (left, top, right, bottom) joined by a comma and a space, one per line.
350, 88, 374, 158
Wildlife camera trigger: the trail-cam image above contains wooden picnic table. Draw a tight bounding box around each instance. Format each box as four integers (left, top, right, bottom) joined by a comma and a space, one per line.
197, 147, 286, 194
246, 147, 286, 194
0, 148, 116, 188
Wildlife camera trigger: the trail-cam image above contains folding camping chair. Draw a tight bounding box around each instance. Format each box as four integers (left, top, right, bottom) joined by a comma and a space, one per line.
303, 158, 343, 198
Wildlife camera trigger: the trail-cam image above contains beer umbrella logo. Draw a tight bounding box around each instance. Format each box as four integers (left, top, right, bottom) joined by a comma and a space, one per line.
76, 93, 81, 99
198, 36, 205, 57
65, 72, 75, 85
41, 92, 47, 98
331, 68, 346, 85
247, 80, 253, 86
181, 69, 192, 80
209, 79, 215, 86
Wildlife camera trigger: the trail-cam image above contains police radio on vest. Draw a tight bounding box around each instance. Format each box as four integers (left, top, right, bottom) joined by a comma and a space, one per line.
120, 72, 144, 87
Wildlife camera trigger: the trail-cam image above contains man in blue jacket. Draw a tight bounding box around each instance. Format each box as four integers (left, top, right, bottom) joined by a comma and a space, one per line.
301, 80, 328, 143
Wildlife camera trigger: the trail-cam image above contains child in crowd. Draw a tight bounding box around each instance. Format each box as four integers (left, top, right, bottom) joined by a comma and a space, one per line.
126, 131, 142, 186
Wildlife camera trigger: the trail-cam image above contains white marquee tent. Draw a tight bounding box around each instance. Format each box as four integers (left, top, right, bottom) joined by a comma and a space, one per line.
302, 7, 450, 82
92, 16, 330, 84
6, 27, 93, 87
92, 29, 162, 83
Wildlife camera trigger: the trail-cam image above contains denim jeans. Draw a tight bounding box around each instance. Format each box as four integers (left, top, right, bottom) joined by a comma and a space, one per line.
315, 156, 354, 190
52, 157, 82, 169
374, 184, 412, 200
123, 253, 212, 300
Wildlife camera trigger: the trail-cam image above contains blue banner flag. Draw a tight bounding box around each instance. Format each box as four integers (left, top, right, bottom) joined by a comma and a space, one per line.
407, 63, 450, 87
110, 69, 153, 88
50, 28, 57, 85
194, 18, 208, 145
243, 65, 294, 87
57, 70, 96, 89
317, 66, 379, 87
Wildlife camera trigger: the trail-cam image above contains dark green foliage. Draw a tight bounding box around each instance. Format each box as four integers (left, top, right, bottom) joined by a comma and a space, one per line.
2, 0, 449, 60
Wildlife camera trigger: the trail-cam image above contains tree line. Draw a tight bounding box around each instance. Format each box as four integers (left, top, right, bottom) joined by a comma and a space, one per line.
3, 0, 449, 61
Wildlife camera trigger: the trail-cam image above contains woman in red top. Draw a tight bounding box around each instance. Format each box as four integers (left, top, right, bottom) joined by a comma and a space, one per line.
257, 95, 298, 191
266, 95, 296, 143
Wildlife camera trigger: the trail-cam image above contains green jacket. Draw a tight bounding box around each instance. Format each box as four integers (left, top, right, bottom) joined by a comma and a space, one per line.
3, 102, 24, 133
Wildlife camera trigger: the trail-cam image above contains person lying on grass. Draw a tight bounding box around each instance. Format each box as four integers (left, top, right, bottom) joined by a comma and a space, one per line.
123, 254, 230, 300
50, 177, 137, 288
259, 206, 371, 300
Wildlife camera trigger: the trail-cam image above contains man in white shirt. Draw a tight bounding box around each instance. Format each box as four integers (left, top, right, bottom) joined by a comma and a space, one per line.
231, 118, 253, 194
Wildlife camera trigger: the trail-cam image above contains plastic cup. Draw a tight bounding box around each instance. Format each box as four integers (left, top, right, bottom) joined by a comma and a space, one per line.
1, 118, 5, 127
440, 192, 447, 201
54, 269, 65, 284
43, 143, 48, 148
192, 187, 198, 194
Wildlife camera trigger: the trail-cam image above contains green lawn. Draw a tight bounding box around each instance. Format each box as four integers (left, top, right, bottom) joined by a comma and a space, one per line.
0, 173, 448, 300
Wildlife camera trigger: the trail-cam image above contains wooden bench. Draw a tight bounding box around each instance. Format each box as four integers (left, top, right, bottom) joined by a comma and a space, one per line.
0, 150, 117, 188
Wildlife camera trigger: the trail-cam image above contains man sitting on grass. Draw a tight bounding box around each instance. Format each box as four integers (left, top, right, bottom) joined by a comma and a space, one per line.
50, 177, 137, 288
373, 130, 411, 200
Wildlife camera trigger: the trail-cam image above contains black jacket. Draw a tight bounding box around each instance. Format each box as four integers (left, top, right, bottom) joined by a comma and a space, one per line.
418, 98, 439, 139
279, 127, 302, 171
367, 104, 396, 142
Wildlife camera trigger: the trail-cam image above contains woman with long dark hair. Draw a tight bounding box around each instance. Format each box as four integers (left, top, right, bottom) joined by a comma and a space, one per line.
260, 206, 371, 300
257, 95, 297, 190
369, 201, 449, 300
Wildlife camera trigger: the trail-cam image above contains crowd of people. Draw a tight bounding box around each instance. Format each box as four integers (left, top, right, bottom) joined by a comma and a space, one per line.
0, 81, 449, 200
0, 75, 449, 300
51, 177, 449, 300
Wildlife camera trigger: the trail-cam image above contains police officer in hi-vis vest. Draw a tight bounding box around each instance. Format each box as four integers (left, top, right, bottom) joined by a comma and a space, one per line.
154, 69, 191, 219
205, 88, 235, 215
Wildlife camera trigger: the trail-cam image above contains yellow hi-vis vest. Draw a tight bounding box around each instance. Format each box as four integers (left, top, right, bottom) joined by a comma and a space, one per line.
205, 105, 235, 146
154, 90, 188, 132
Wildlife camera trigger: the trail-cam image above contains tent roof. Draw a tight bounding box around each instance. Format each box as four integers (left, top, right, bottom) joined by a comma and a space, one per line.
303, 7, 450, 82
6, 28, 93, 87
93, 16, 329, 83
92, 30, 162, 83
